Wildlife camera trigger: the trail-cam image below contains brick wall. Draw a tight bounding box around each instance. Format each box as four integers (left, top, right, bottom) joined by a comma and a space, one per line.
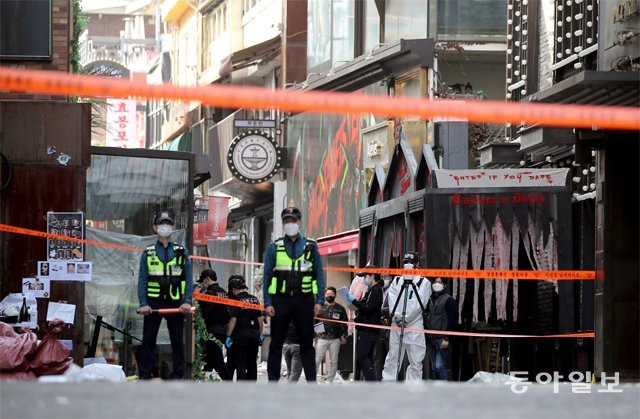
86, 13, 156, 38
0, 0, 71, 101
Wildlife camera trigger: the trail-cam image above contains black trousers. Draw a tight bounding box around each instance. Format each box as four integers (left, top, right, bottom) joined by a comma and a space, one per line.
267, 294, 316, 382
232, 341, 259, 381
205, 333, 231, 380
356, 329, 380, 381
138, 300, 185, 379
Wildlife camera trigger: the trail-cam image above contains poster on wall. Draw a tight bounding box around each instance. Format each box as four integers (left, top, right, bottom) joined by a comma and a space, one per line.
21, 277, 50, 298
38, 261, 92, 281
47, 212, 84, 261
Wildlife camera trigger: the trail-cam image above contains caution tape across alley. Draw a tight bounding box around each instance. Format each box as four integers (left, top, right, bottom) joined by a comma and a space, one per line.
0, 67, 638, 131
191, 292, 594, 339
0, 223, 596, 280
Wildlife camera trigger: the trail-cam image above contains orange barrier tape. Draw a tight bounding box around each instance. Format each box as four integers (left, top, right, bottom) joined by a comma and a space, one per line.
325, 266, 596, 280
193, 292, 265, 310
0, 223, 143, 253
0, 223, 596, 280
191, 293, 594, 339
318, 317, 595, 339
0, 67, 638, 131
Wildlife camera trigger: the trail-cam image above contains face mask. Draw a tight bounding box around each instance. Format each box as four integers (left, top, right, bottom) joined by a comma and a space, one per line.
325, 296, 335, 303
363, 277, 372, 286
383, 279, 391, 288
432, 283, 445, 293
156, 224, 174, 237
283, 222, 300, 237
403, 263, 414, 270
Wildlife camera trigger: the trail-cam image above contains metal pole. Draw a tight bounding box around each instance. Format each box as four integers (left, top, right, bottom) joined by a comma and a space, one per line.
86, 315, 103, 358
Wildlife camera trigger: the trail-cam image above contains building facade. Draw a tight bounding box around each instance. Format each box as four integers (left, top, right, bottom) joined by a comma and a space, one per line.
480, 0, 639, 379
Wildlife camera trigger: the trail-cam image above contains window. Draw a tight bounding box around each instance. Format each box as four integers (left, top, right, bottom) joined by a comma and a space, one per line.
0, 0, 51, 59
307, 0, 355, 74
384, 0, 428, 43
201, 2, 228, 71
437, 0, 506, 39
244, 0, 260, 14
363, 0, 381, 53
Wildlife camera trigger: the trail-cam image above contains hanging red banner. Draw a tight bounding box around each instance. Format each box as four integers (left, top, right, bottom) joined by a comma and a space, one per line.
194, 196, 229, 245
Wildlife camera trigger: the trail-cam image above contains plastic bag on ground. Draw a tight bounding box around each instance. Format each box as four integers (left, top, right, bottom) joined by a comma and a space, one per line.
0, 330, 38, 372
75, 363, 126, 382
29, 334, 73, 376
467, 371, 524, 385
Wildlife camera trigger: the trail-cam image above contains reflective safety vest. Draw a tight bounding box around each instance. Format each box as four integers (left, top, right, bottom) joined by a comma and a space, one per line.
145, 244, 186, 301
268, 238, 318, 296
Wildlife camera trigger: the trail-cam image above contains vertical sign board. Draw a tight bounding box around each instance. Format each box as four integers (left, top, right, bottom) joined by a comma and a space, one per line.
47, 212, 84, 261
106, 98, 137, 148
194, 196, 229, 245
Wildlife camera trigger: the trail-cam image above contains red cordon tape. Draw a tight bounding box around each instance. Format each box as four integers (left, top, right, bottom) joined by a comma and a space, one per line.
0, 67, 638, 130
191, 293, 594, 339
0, 223, 597, 280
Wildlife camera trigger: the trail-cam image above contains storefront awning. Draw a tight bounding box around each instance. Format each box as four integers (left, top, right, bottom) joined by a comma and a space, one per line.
317, 232, 359, 256
302, 38, 434, 92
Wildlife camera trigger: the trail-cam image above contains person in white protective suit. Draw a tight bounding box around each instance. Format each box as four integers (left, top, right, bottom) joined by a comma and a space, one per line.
381, 252, 431, 381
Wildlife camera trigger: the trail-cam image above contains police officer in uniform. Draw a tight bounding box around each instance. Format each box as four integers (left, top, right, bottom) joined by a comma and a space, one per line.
137, 209, 193, 379
225, 275, 263, 381
197, 269, 232, 380
263, 207, 325, 382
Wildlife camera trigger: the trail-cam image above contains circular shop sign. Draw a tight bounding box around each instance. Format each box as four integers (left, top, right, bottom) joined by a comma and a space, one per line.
227, 130, 282, 184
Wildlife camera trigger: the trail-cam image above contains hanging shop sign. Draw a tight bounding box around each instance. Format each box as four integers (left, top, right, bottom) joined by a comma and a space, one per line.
433, 168, 570, 188
227, 130, 282, 184
194, 196, 229, 245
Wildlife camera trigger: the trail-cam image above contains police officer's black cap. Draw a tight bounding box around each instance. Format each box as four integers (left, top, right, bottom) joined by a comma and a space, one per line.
281, 207, 301, 221
228, 275, 246, 290
402, 252, 419, 265
153, 209, 175, 225
198, 269, 217, 283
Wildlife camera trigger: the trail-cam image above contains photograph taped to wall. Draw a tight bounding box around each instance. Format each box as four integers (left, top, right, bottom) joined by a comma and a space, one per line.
38, 261, 92, 281
21, 277, 50, 298
47, 211, 84, 261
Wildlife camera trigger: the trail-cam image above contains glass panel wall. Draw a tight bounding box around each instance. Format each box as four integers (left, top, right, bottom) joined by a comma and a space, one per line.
384, 0, 428, 43
307, 0, 355, 74
84, 153, 191, 376
363, 0, 380, 53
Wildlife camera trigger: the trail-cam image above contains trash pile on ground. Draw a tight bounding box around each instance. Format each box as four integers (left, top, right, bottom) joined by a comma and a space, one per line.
0, 319, 73, 380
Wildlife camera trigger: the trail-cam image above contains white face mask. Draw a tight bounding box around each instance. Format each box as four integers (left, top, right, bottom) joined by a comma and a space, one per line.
156, 224, 174, 238
403, 263, 414, 270
432, 283, 445, 293
283, 222, 300, 237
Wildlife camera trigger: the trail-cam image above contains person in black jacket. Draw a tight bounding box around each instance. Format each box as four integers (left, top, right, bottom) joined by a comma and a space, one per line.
225, 275, 264, 381
348, 266, 384, 381
196, 269, 232, 380
424, 277, 457, 380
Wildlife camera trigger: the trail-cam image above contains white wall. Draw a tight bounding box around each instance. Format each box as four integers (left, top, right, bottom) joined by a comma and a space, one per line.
242, 0, 282, 47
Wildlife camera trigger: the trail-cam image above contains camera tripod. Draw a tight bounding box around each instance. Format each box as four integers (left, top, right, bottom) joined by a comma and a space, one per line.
389, 276, 426, 380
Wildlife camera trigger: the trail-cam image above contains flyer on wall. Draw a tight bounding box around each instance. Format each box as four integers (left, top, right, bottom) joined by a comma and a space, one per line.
46, 211, 84, 261
38, 261, 92, 281
21, 277, 50, 298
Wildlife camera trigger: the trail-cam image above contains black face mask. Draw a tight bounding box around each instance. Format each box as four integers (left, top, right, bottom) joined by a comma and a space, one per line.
325, 296, 335, 303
